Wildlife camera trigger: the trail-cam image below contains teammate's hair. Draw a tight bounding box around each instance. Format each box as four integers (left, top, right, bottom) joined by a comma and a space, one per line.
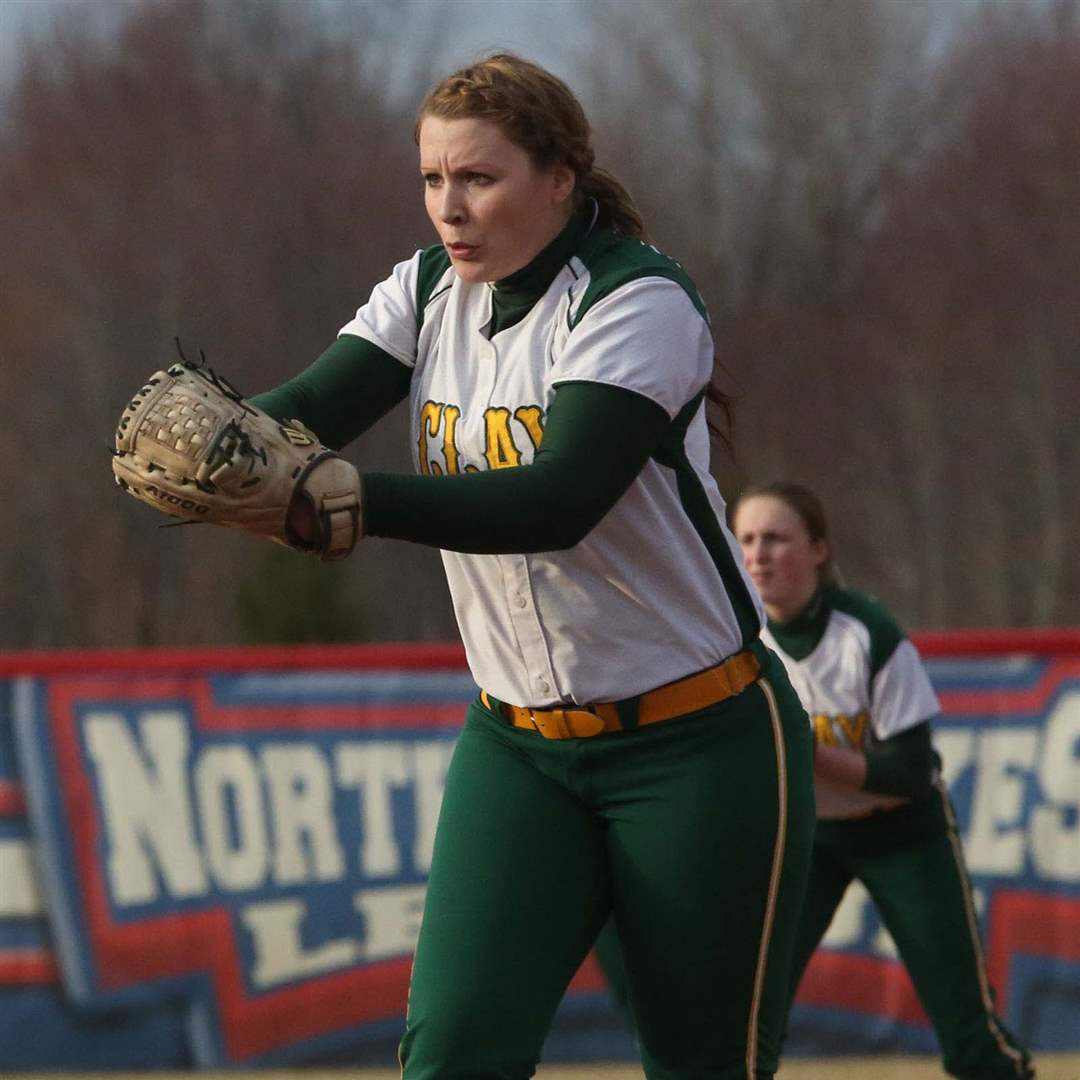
733, 482, 840, 586
416, 52, 645, 239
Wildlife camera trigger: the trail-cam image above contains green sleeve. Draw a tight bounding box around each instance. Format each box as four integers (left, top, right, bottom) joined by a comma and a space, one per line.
862, 722, 938, 798
249, 334, 412, 451
364, 381, 672, 553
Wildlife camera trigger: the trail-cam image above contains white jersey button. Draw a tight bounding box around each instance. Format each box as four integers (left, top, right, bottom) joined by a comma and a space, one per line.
537, 679, 550, 694
514, 595, 528, 608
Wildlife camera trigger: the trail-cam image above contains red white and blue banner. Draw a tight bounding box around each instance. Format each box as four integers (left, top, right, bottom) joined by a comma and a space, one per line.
1, 633, 1077, 1067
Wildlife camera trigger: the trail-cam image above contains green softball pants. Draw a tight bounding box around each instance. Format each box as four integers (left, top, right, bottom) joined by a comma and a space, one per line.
787, 785, 1033, 1080
399, 653, 815, 1080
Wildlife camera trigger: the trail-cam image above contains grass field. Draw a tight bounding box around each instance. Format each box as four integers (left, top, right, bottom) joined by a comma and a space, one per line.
7, 1058, 1080, 1080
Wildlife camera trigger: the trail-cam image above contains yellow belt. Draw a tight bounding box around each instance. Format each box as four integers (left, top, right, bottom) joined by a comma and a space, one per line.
481, 648, 761, 740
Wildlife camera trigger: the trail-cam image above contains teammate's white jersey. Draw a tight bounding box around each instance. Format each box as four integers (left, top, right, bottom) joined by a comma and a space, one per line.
761, 585, 940, 820
340, 221, 764, 707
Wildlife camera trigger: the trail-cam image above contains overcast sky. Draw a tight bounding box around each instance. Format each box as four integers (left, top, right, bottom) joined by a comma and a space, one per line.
0, 0, 592, 93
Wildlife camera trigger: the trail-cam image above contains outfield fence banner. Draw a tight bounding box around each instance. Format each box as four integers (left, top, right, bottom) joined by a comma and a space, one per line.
0, 632, 1077, 1068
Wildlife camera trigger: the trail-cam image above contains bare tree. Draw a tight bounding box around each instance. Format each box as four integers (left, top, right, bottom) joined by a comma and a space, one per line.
3, 0, 1078, 644
0, 0, 458, 647
580, 0, 1080, 628
584, 0, 954, 311
854, 0, 1080, 626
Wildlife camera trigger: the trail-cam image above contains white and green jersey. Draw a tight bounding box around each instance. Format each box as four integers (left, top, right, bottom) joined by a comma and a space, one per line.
762, 585, 940, 820
339, 216, 763, 708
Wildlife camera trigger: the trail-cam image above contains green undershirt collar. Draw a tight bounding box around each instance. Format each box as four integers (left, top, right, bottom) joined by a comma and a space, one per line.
767, 586, 833, 661
488, 204, 593, 336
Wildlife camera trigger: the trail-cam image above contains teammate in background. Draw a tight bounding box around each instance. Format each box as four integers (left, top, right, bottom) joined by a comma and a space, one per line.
731, 482, 1034, 1080
251, 53, 814, 1080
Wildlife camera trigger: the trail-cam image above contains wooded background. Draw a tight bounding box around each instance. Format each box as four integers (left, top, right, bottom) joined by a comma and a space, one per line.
2, 0, 1077, 648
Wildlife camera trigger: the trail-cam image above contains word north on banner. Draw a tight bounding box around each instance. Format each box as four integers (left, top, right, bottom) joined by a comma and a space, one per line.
13, 668, 473, 1065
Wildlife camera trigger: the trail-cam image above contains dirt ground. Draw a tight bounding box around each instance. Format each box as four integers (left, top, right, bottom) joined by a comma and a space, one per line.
7, 1058, 1080, 1080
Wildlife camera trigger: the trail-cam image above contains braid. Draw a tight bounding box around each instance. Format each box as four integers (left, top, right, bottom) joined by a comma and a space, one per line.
578, 167, 645, 239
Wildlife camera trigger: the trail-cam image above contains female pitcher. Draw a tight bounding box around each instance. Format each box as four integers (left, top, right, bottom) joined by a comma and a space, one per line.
255, 55, 815, 1079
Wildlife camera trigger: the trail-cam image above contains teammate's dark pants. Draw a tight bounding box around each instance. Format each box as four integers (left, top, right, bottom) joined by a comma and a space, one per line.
399, 651, 815, 1080
785, 786, 1033, 1080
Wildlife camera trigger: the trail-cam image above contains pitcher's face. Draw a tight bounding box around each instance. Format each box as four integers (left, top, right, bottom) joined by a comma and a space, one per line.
419, 115, 575, 284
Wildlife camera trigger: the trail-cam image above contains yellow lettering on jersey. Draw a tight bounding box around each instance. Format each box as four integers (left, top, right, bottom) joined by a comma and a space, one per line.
812, 714, 837, 746
836, 710, 870, 750
442, 404, 462, 475
513, 405, 545, 452
483, 407, 522, 469
417, 401, 442, 477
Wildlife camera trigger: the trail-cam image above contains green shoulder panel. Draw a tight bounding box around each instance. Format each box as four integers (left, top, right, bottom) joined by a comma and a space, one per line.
416, 245, 452, 330
827, 585, 906, 679
570, 229, 709, 328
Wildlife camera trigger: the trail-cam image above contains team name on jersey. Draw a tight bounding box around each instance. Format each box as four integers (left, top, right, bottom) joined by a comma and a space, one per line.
812, 709, 871, 750
417, 399, 545, 476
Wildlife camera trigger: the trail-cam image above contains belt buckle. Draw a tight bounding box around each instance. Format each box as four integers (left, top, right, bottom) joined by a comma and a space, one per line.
531, 707, 605, 739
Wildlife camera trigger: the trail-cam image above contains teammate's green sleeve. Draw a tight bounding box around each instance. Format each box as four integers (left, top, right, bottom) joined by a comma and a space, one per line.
250, 334, 412, 451
364, 381, 672, 553
862, 722, 937, 798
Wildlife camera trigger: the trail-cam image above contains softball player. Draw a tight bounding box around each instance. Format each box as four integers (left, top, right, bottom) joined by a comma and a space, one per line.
253, 53, 814, 1080
731, 482, 1034, 1080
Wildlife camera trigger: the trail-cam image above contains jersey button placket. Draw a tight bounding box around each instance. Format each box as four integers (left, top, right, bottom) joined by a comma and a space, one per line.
477, 318, 499, 405
499, 555, 558, 704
